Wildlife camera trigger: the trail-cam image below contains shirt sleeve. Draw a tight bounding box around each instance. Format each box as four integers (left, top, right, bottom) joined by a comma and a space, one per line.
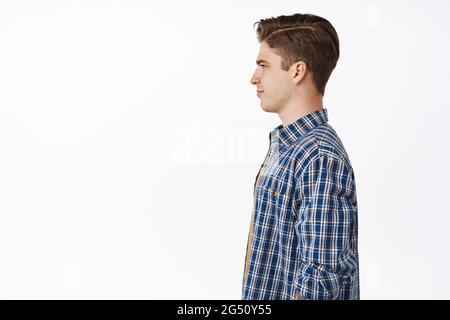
293, 154, 358, 300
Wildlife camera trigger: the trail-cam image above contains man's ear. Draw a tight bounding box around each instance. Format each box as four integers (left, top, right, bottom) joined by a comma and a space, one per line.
292, 61, 307, 84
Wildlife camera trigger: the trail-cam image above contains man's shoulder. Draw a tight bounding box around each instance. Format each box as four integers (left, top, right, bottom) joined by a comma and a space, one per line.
290, 123, 353, 175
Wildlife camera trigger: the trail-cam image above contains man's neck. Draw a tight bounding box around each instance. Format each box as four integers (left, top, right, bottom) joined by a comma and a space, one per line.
278, 96, 324, 127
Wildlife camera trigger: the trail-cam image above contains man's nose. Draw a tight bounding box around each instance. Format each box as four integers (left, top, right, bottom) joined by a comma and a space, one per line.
250, 70, 259, 85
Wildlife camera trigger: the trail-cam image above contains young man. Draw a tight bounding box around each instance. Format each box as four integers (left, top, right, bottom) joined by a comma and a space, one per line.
242, 13, 360, 300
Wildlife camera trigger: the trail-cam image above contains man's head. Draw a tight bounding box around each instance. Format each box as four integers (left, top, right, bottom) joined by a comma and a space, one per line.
250, 13, 339, 114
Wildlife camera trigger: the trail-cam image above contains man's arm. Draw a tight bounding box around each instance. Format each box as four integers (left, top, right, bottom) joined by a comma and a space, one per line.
293, 154, 358, 300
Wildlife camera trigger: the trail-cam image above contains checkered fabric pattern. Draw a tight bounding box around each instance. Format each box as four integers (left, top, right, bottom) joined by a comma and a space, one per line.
242, 108, 360, 300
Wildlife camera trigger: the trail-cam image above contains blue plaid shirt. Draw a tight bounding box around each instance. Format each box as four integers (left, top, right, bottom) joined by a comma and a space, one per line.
242, 108, 360, 300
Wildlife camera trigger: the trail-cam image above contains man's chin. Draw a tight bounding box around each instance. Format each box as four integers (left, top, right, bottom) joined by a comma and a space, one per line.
260, 103, 277, 113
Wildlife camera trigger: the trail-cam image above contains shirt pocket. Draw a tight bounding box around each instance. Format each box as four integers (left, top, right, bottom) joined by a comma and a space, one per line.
261, 176, 290, 220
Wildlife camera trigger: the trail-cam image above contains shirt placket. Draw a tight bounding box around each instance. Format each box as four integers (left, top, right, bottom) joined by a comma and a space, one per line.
243, 133, 276, 281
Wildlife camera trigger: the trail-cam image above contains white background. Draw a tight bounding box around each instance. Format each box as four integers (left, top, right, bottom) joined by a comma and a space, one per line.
1, 0, 449, 299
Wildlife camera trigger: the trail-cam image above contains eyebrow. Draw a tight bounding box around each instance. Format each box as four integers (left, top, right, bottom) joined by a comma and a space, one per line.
256, 59, 270, 65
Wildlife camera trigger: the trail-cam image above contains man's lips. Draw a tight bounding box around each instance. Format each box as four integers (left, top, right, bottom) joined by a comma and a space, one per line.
257, 91, 264, 96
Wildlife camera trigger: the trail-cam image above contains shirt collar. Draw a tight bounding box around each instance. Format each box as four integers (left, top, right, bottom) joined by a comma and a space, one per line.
269, 107, 328, 151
